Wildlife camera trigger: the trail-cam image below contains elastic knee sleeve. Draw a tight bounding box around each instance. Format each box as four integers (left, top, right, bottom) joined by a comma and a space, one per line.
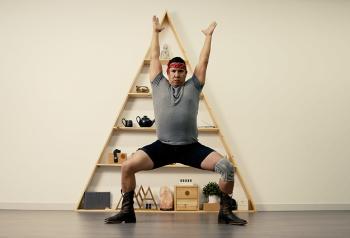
214, 157, 234, 182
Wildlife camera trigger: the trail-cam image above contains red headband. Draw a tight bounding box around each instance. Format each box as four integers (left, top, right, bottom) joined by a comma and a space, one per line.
166, 62, 187, 74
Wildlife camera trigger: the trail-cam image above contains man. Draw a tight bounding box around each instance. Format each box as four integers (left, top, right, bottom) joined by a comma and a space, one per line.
105, 16, 247, 225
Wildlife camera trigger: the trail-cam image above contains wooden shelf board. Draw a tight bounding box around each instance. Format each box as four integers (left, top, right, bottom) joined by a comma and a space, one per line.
96, 163, 190, 168
144, 59, 189, 65
97, 163, 122, 167
198, 127, 219, 132
128, 93, 152, 98
96, 163, 237, 169
113, 126, 218, 132
76, 209, 255, 213
128, 93, 204, 99
114, 126, 155, 131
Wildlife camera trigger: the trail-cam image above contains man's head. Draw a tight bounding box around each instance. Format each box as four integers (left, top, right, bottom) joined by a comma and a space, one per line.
166, 57, 187, 87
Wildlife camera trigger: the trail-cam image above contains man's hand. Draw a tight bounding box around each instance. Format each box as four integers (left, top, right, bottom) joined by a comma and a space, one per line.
150, 15, 163, 81
194, 21, 217, 85
201, 22, 217, 36
153, 16, 165, 33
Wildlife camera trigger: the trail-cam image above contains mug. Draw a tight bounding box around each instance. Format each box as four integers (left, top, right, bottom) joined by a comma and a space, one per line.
122, 118, 133, 127
118, 153, 127, 164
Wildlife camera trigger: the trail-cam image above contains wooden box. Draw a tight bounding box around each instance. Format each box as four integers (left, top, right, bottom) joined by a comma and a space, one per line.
174, 185, 199, 211
203, 203, 220, 211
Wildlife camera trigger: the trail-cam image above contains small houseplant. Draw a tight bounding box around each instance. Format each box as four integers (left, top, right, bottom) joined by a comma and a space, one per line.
202, 182, 221, 203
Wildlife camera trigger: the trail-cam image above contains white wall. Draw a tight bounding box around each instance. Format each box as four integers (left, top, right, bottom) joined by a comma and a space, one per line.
1, 0, 349, 211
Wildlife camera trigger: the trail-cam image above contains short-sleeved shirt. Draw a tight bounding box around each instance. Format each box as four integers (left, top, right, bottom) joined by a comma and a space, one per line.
151, 73, 203, 145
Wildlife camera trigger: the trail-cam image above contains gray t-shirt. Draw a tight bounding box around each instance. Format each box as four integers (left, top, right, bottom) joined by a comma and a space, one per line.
151, 72, 203, 145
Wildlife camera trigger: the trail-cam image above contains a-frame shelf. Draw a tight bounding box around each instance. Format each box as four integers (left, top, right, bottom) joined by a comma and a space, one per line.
76, 11, 256, 213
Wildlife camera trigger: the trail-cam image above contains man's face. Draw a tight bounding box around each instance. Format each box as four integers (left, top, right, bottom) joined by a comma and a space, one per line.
167, 67, 187, 87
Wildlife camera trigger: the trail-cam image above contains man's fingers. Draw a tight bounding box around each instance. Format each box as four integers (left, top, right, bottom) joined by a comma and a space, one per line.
153, 16, 159, 24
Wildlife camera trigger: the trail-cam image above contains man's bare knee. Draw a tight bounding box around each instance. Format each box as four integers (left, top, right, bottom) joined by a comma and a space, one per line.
121, 160, 134, 174
121, 150, 154, 174
200, 152, 224, 171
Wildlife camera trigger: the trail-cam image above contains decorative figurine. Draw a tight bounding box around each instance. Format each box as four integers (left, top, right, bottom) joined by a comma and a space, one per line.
160, 43, 170, 59
116, 185, 158, 210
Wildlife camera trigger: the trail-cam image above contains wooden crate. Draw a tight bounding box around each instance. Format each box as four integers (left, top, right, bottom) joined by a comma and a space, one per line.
203, 203, 220, 211
174, 185, 199, 211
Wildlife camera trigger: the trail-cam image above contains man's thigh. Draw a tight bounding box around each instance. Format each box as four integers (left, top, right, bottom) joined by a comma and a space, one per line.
180, 142, 215, 169
138, 140, 177, 169
124, 150, 154, 172
200, 151, 224, 171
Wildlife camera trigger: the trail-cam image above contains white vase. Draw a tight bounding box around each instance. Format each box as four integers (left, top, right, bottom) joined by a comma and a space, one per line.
208, 195, 220, 203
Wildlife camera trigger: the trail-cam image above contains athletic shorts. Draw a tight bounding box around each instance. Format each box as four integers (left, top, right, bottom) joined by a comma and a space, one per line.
138, 140, 215, 169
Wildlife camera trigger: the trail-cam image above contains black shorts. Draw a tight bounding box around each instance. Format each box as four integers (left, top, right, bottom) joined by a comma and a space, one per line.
138, 140, 215, 169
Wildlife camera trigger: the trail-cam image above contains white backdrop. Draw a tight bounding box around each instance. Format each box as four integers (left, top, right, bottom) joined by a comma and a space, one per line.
1, 0, 349, 210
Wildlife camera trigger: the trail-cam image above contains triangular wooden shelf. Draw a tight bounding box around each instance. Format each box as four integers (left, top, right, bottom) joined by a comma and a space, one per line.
76, 11, 255, 212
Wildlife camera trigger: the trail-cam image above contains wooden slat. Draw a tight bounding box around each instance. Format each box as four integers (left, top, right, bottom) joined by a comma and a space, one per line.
235, 167, 256, 211
143, 59, 189, 65
96, 163, 190, 168
113, 126, 219, 132
128, 93, 204, 99
75, 209, 255, 213
128, 93, 152, 98
164, 11, 193, 73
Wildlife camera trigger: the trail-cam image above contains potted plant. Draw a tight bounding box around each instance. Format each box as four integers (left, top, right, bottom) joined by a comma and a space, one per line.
202, 182, 221, 203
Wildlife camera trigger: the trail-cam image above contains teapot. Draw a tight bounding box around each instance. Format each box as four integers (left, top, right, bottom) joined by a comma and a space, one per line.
136, 115, 155, 127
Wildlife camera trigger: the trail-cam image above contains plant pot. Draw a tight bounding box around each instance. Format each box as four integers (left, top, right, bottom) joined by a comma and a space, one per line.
208, 195, 220, 203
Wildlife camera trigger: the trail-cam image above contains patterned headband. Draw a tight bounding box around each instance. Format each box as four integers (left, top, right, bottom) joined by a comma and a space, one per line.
166, 62, 187, 74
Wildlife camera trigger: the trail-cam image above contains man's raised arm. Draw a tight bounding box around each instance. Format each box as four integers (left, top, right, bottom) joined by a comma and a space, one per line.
149, 16, 164, 82
194, 22, 217, 86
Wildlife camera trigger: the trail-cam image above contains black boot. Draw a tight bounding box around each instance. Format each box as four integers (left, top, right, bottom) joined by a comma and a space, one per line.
104, 190, 136, 224
228, 195, 238, 211
218, 193, 247, 225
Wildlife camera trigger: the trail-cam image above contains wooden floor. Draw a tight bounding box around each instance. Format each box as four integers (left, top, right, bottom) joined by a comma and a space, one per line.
0, 210, 349, 238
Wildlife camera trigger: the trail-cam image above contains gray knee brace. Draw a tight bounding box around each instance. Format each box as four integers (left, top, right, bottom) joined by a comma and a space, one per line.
214, 157, 234, 182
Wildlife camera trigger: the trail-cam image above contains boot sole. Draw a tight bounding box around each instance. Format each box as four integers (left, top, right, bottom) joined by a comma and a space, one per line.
105, 219, 136, 224
218, 219, 247, 225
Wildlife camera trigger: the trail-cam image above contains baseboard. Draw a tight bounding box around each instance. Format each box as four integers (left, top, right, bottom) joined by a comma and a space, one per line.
0, 203, 75, 210
256, 203, 350, 211
1, 202, 350, 211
